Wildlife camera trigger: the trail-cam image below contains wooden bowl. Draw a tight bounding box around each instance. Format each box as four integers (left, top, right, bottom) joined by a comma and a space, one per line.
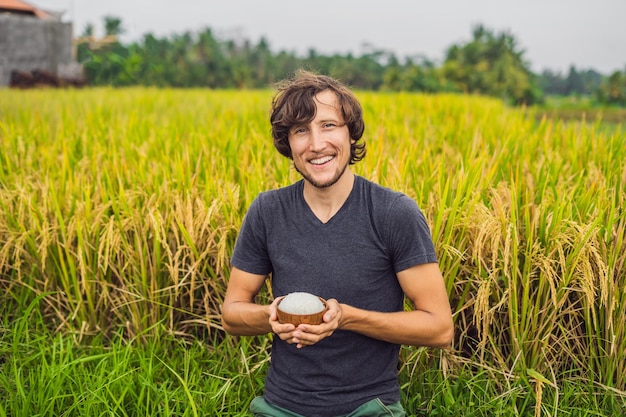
277, 297, 328, 325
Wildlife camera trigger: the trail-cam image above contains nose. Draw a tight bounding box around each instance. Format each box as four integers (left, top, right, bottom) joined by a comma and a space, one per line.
308, 126, 325, 151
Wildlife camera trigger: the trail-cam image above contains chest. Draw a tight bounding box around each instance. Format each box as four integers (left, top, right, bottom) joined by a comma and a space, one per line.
265, 218, 403, 310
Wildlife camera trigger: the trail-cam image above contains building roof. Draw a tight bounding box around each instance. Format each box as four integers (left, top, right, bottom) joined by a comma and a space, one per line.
0, 0, 55, 19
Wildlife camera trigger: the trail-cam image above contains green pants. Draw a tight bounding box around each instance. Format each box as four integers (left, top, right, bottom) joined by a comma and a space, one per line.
250, 396, 406, 417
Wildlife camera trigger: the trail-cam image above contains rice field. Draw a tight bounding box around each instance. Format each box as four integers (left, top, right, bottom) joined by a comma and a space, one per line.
0, 87, 624, 415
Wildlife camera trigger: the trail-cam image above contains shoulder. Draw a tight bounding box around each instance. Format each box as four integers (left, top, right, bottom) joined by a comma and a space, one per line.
356, 175, 419, 213
250, 181, 302, 211
243, 181, 303, 229
355, 177, 430, 243
353, 176, 427, 240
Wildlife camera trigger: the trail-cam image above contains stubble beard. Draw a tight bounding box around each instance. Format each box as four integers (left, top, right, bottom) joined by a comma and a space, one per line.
293, 159, 349, 189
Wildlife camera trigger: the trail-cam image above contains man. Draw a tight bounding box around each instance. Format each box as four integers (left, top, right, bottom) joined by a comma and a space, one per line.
221, 70, 454, 417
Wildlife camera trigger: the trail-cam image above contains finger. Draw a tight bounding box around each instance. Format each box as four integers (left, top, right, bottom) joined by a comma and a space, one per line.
323, 310, 334, 322
291, 329, 325, 346
268, 297, 284, 320
271, 322, 295, 336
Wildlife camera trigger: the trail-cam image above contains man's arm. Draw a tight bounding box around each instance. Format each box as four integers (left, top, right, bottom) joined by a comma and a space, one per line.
340, 262, 454, 348
222, 266, 324, 344
220, 267, 272, 336
289, 262, 454, 349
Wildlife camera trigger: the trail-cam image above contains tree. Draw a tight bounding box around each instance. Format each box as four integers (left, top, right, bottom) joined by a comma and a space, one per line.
82, 23, 94, 37
537, 69, 567, 95
104, 16, 124, 37
565, 66, 585, 95
441, 25, 542, 105
537, 66, 604, 96
596, 69, 626, 106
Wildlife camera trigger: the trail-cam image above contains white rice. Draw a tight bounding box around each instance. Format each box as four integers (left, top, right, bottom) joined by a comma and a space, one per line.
279, 292, 324, 314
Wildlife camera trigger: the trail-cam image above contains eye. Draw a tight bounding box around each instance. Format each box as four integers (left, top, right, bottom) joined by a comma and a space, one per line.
322, 122, 336, 129
292, 126, 308, 135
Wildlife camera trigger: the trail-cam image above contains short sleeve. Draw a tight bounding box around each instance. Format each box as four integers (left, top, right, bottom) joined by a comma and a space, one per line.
384, 195, 438, 273
230, 196, 273, 276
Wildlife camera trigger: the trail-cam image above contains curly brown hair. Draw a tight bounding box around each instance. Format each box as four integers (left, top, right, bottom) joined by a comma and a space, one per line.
270, 70, 366, 164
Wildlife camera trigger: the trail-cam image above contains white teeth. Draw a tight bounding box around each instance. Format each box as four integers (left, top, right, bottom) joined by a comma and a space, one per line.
310, 156, 333, 165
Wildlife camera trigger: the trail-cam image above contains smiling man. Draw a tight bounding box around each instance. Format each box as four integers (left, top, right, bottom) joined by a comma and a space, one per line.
221, 70, 454, 417
284, 88, 353, 189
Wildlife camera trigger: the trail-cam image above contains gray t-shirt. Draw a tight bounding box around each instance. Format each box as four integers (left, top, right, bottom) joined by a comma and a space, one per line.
231, 175, 437, 417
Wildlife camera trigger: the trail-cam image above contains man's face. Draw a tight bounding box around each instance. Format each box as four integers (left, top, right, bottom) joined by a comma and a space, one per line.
287, 90, 353, 189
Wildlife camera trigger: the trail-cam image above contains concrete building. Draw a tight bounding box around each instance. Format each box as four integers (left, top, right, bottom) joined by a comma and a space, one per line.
0, 0, 82, 86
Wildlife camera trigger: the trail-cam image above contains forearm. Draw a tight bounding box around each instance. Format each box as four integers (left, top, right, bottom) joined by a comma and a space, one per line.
221, 301, 272, 336
339, 304, 453, 348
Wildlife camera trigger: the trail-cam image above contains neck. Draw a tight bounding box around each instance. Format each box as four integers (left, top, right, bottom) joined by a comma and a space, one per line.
303, 171, 355, 223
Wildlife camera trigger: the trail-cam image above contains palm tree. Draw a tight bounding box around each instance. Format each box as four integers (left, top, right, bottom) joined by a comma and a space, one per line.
442, 25, 541, 105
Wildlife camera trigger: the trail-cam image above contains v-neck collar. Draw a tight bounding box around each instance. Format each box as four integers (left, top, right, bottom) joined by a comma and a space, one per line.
298, 177, 358, 225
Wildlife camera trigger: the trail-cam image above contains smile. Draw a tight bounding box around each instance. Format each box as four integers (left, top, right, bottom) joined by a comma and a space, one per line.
310, 155, 334, 165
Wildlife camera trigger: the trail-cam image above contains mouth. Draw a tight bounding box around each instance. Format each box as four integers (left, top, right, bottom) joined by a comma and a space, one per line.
309, 155, 334, 166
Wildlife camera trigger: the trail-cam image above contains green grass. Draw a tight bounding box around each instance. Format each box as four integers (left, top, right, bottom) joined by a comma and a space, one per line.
2, 306, 623, 416
2, 298, 624, 416
0, 296, 268, 416
534, 95, 626, 124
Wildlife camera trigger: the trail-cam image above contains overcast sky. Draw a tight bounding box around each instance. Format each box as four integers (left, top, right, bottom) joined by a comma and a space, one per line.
30, 0, 626, 75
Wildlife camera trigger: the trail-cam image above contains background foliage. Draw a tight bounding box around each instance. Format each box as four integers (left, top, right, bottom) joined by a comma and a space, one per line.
75, 18, 626, 106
